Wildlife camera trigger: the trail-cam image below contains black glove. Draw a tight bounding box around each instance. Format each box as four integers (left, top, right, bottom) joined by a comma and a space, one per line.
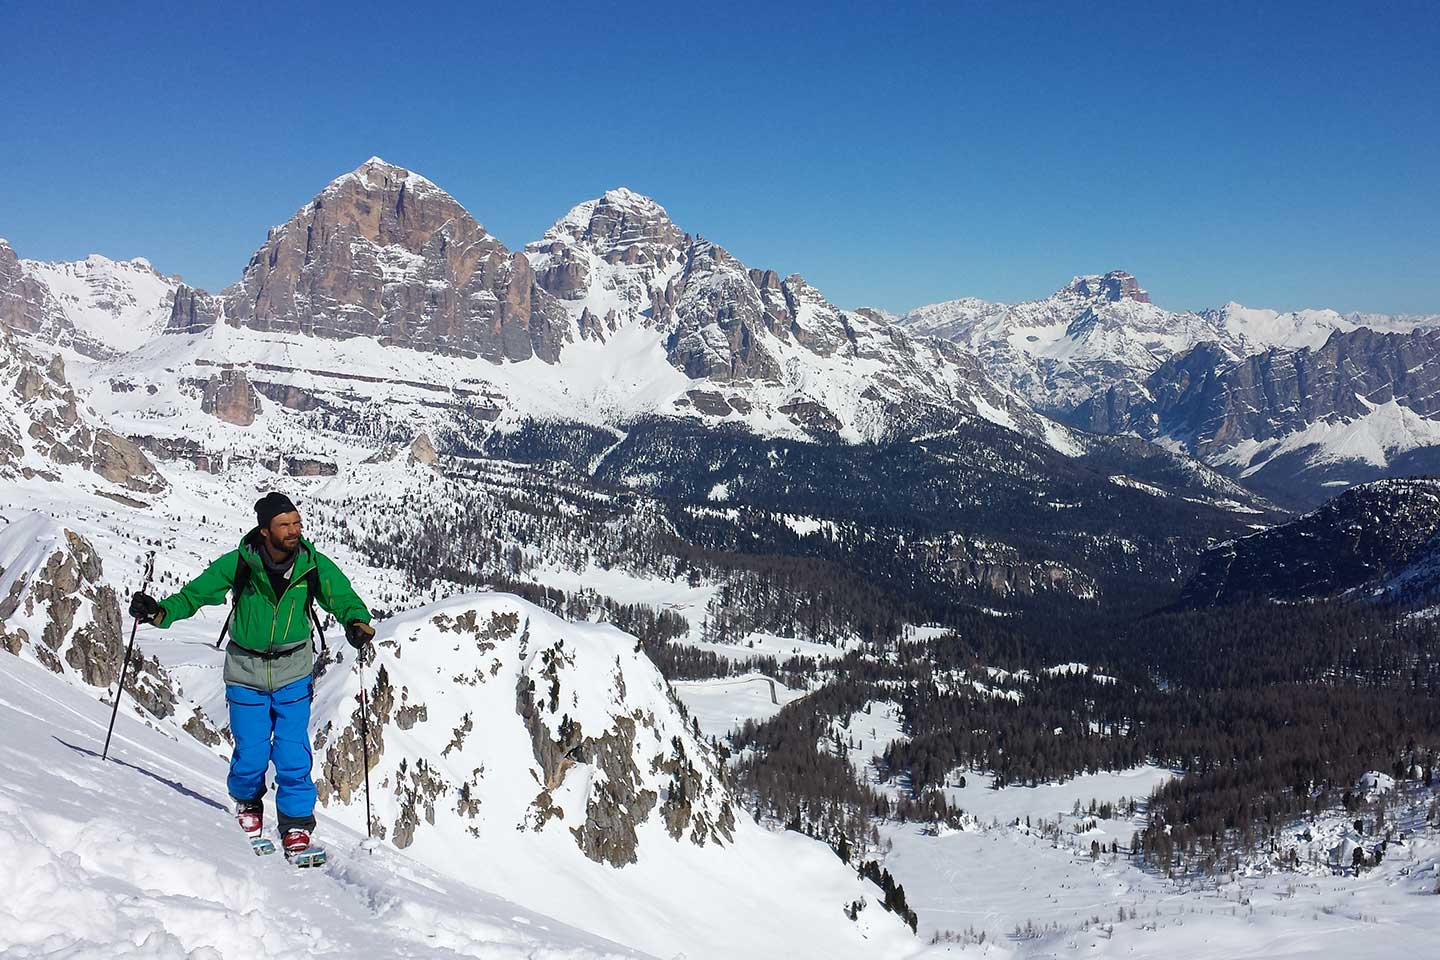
345, 620, 375, 650
129, 591, 161, 623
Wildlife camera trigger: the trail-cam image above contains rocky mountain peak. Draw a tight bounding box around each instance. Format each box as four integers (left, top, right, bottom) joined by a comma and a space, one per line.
217, 158, 571, 363
1064, 270, 1150, 304
535, 187, 686, 267
341, 156, 449, 200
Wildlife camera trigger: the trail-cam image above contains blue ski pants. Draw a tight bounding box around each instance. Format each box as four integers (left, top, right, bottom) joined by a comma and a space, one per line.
226, 676, 317, 830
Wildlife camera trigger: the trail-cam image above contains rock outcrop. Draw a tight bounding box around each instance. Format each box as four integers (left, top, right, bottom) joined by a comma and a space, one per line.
0, 330, 166, 492
199, 367, 260, 426
0, 514, 217, 742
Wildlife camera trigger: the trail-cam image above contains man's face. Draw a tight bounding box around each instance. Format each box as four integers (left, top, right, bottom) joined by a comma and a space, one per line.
262, 511, 303, 555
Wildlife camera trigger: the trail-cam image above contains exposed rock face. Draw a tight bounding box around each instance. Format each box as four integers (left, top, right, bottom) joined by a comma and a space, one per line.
199, 367, 260, 426
936, 536, 1097, 599
0, 240, 69, 346
167, 283, 221, 334
1074, 327, 1440, 505
408, 432, 438, 466
1065, 270, 1150, 303
213, 157, 571, 363
528, 187, 687, 305
517, 643, 658, 867
0, 515, 216, 741
0, 330, 166, 492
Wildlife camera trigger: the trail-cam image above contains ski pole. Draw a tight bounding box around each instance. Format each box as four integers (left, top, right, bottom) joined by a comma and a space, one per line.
357, 649, 374, 849
103, 550, 156, 761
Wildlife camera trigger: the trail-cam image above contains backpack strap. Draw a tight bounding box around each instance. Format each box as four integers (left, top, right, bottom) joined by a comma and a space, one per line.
214, 555, 252, 649
304, 565, 326, 654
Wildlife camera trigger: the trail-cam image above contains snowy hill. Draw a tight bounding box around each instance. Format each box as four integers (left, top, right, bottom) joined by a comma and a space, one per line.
0, 483, 919, 959
0, 651, 652, 960
1181, 477, 1440, 606
307, 593, 917, 959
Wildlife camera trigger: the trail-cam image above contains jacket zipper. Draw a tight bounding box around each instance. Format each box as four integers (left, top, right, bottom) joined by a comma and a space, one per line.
263, 554, 308, 691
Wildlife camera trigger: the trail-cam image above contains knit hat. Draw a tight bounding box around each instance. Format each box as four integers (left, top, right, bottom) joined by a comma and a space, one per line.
255, 492, 299, 528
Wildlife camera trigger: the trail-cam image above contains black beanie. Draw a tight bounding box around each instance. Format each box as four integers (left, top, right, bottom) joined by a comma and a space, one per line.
255, 492, 298, 528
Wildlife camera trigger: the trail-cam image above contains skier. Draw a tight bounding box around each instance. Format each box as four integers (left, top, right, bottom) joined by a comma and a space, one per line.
128, 492, 375, 858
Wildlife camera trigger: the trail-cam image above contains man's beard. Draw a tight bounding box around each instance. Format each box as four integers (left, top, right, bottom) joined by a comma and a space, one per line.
267, 534, 300, 557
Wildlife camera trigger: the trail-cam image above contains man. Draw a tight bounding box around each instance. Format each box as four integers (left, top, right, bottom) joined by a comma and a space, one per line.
129, 492, 375, 855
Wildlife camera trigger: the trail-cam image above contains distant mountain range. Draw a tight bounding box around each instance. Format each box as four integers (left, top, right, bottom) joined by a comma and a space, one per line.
896, 271, 1440, 507
3, 157, 1438, 512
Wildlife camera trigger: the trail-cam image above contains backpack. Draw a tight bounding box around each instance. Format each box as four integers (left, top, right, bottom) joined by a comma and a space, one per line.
214, 554, 326, 653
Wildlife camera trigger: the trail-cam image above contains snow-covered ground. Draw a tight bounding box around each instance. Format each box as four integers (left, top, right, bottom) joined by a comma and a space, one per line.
0, 478, 921, 960
889, 799, 1440, 958
918, 768, 1168, 833
813, 699, 1440, 957
671, 674, 810, 737
0, 653, 649, 960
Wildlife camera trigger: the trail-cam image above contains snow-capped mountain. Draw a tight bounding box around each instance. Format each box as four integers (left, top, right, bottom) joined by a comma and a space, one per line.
0, 240, 180, 357
900, 272, 1440, 504
897, 271, 1224, 414
897, 271, 1440, 418
0, 158, 1278, 616
141, 158, 1059, 448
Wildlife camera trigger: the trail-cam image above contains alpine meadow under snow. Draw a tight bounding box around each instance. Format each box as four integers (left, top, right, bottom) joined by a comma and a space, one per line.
4, 154, 1440, 960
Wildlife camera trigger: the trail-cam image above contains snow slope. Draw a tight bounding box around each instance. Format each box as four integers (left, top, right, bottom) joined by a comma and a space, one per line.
0, 467, 921, 960
0, 652, 649, 960
23, 254, 179, 354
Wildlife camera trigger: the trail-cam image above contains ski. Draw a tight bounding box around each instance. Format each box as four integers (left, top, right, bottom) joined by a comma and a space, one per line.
250, 836, 277, 856
285, 845, 327, 868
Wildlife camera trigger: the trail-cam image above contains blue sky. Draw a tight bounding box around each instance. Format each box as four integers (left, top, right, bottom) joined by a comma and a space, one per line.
2, 1, 1436, 314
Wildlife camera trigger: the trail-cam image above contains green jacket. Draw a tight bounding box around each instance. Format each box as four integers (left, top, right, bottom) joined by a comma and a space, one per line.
157, 530, 371, 691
